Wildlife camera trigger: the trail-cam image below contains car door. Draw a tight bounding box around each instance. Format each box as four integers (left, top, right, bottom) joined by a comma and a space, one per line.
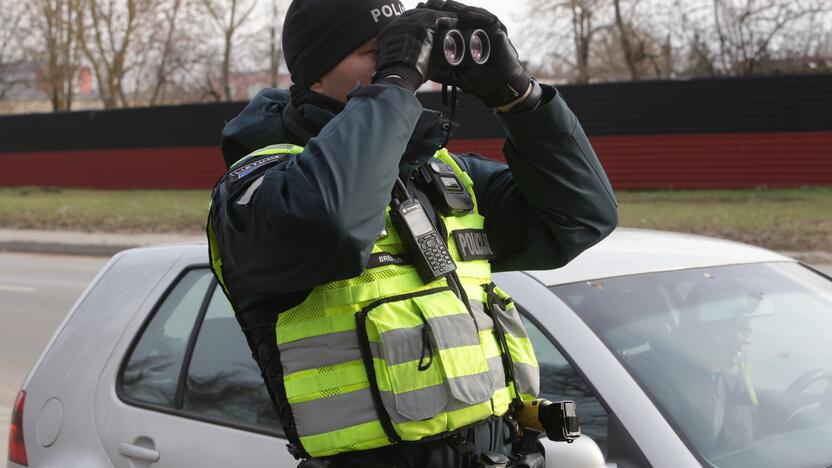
94, 265, 296, 468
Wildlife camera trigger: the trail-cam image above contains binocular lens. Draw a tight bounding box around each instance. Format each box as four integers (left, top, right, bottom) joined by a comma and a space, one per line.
443, 30, 465, 66
469, 29, 490, 65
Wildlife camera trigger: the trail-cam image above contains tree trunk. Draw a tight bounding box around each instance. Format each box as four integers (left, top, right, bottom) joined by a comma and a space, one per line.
613, 0, 640, 80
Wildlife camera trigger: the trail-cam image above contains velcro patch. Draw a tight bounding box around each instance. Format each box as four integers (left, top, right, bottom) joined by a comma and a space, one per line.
367, 251, 409, 269
453, 229, 496, 261
228, 154, 288, 183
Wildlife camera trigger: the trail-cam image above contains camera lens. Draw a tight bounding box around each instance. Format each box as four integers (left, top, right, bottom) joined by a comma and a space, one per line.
469, 29, 490, 65
443, 30, 465, 66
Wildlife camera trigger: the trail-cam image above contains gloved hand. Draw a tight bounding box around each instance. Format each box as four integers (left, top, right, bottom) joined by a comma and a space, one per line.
422, 0, 531, 108
374, 8, 458, 92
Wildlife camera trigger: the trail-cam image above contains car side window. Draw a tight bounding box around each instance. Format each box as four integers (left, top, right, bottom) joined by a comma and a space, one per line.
121, 269, 212, 407
521, 314, 610, 453
182, 285, 281, 432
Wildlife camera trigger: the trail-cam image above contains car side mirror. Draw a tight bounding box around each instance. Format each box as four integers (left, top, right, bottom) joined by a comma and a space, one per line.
539, 435, 610, 468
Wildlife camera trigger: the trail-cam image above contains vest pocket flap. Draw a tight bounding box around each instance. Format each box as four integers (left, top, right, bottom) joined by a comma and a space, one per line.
412, 292, 496, 406
359, 288, 453, 422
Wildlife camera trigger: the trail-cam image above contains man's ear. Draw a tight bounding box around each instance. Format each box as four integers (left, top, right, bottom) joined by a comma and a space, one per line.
310, 80, 325, 94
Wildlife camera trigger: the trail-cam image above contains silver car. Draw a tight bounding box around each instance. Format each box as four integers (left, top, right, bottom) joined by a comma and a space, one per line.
9, 228, 832, 468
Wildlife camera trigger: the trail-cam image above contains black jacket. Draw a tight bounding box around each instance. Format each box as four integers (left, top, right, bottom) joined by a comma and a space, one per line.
212, 82, 617, 298
209, 82, 618, 447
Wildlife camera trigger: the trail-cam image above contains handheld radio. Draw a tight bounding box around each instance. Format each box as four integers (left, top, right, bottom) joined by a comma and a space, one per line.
390, 179, 456, 283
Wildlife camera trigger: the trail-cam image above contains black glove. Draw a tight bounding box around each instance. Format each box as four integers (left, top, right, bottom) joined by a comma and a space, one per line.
374, 8, 458, 92
422, 0, 531, 108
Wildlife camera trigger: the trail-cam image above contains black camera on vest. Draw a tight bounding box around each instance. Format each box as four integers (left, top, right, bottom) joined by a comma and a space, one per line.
433, 28, 490, 67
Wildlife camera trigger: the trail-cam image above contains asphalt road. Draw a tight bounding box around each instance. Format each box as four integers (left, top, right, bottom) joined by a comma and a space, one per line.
0, 252, 107, 463
0, 252, 829, 464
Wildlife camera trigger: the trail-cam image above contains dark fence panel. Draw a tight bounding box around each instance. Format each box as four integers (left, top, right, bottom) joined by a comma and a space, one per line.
1, 74, 831, 189
0, 102, 242, 152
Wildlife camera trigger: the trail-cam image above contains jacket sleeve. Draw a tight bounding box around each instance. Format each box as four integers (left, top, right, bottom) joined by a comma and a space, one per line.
211, 84, 423, 295
454, 84, 619, 272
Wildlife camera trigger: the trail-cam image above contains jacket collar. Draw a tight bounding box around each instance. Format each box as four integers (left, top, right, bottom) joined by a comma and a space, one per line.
284, 86, 458, 177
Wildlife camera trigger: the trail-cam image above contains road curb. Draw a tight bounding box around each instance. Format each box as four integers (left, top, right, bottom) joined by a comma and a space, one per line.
0, 229, 204, 257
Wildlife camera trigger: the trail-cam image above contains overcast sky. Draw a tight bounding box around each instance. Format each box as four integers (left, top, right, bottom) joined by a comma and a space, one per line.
400, 0, 522, 31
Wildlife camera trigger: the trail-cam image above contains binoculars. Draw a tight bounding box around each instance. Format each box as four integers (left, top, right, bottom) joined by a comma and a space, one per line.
434, 28, 491, 67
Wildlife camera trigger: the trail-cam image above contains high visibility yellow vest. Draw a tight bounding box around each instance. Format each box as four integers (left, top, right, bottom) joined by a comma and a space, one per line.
209, 144, 539, 458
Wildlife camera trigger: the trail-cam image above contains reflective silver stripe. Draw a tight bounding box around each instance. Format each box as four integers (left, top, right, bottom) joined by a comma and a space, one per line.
495, 305, 529, 339
470, 300, 495, 332
279, 331, 362, 375
377, 325, 423, 366
488, 354, 507, 390
293, 388, 377, 436
426, 313, 481, 350
235, 175, 265, 205
446, 355, 499, 404
375, 313, 482, 367
514, 362, 540, 397
381, 356, 506, 423
292, 358, 511, 436
382, 383, 449, 422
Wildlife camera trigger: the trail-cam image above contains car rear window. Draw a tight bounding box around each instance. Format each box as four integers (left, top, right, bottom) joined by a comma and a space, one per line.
182, 285, 280, 431
119, 268, 282, 436
121, 269, 211, 406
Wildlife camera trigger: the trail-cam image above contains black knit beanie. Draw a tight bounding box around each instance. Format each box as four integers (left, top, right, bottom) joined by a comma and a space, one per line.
283, 0, 406, 88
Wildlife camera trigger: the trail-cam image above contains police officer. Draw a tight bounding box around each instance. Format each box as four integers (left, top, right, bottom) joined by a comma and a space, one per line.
208, 0, 618, 466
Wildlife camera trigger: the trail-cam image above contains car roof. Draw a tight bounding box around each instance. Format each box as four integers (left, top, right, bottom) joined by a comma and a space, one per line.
129, 227, 795, 287
524, 227, 794, 286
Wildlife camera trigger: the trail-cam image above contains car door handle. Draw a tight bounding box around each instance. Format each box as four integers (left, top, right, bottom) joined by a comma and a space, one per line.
118, 442, 160, 462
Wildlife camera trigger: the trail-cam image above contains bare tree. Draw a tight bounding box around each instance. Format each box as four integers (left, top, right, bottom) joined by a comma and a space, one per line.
522, 0, 611, 84
76, 0, 162, 108
118, 0, 215, 105
0, 3, 28, 103
568, 0, 610, 83
612, 0, 639, 80
147, 0, 185, 104
198, 0, 258, 101
267, 0, 284, 88
25, 0, 83, 111
680, 0, 830, 76
612, 0, 641, 79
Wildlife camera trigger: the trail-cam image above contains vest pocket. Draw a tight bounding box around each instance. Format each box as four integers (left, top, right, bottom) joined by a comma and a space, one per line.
412, 292, 496, 406
356, 287, 497, 427
484, 282, 540, 399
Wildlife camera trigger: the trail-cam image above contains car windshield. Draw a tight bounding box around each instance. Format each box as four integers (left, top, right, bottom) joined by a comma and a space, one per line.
551, 262, 832, 468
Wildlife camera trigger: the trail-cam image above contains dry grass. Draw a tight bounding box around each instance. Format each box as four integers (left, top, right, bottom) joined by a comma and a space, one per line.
1, 186, 830, 252
0, 187, 210, 233
617, 188, 832, 251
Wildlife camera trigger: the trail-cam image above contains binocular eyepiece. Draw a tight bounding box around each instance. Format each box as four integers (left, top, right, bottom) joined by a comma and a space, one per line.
435, 28, 491, 67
